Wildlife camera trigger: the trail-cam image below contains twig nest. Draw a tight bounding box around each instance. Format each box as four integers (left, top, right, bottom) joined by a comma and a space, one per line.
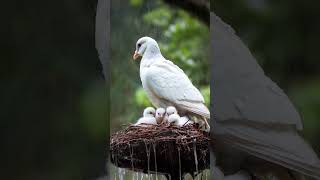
110, 123, 210, 178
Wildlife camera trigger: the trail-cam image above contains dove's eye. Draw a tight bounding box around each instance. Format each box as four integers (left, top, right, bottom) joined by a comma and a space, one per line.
138, 43, 141, 48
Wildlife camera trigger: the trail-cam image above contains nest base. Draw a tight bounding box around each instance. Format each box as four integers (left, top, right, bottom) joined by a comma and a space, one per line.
110, 124, 210, 178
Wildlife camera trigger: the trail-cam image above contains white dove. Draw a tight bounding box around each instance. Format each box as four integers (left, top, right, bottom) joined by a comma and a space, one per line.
133, 37, 210, 130
155, 107, 165, 124
134, 107, 157, 126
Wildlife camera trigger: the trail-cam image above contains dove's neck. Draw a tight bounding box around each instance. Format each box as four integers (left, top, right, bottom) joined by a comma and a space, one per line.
140, 44, 164, 67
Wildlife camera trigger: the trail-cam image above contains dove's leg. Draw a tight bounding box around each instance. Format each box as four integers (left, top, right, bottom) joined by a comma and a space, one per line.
199, 117, 210, 132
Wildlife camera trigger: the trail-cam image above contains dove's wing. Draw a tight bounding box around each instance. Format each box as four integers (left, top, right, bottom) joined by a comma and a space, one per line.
215, 122, 320, 179
211, 12, 320, 178
145, 60, 209, 118
211, 12, 302, 130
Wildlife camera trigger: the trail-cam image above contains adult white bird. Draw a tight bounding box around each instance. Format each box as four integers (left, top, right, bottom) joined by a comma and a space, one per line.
133, 37, 210, 130
134, 107, 157, 126
155, 107, 165, 124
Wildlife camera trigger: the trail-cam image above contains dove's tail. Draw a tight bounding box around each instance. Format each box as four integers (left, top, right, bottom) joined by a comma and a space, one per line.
177, 101, 210, 119
201, 117, 210, 132
177, 101, 210, 131
216, 122, 320, 180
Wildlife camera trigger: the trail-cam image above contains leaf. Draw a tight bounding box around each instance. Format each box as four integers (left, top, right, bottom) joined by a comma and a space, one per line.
135, 87, 152, 107
130, 0, 143, 7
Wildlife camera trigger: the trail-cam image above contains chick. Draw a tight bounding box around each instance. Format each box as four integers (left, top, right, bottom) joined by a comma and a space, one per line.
168, 113, 194, 127
134, 107, 157, 126
163, 106, 178, 123
155, 107, 166, 124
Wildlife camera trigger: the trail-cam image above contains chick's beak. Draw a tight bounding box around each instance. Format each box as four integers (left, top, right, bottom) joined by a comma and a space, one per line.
133, 50, 141, 60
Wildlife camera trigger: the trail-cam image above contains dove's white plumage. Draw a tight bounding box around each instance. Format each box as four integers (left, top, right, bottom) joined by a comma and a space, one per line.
134, 37, 210, 127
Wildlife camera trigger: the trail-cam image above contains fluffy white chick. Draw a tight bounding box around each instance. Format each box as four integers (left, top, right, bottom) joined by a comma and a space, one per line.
167, 113, 180, 125
134, 107, 157, 126
155, 107, 165, 124
179, 116, 194, 126
168, 114, 193, 127
163, 106, 178, 123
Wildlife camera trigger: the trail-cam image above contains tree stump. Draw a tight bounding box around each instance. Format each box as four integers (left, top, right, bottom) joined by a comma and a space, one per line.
110, 124, 210, 179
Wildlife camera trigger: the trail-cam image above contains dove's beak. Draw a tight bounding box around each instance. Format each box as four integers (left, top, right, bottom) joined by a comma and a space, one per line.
133, 51, 141, 60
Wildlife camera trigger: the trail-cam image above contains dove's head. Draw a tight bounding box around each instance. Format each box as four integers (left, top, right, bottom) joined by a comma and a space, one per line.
143, 107, 156, 117
133, 37, 161, 60
155, 108, 165, 124
165, 106, 178, 117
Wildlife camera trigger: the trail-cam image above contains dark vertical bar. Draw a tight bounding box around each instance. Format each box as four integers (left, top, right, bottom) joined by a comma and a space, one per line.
95, 0, 110, 178
209, 7, 217, 180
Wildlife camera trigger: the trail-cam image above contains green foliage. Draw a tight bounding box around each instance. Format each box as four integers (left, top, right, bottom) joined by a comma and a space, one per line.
80, 81, 108, 141
143, 6, 172, 27
200, 86, 210, 107
289, 79, 320, 145
130, 0, 144, 7
135, 87, 153, 107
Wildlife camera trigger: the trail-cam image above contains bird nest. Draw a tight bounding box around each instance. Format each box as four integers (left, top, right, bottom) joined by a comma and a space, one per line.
110, 123, 210, 178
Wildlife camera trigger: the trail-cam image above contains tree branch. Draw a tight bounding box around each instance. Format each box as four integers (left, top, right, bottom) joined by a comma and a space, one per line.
163, 0, 210, 26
